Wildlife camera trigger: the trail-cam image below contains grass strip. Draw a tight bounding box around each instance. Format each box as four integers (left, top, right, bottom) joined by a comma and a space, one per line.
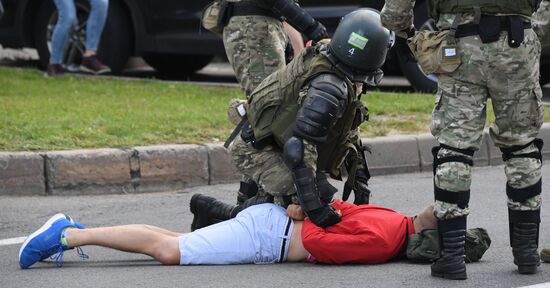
0, 67, 548, 151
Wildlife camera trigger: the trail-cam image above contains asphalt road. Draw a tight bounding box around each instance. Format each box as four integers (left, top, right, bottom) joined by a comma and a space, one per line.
1, 164, 549, 288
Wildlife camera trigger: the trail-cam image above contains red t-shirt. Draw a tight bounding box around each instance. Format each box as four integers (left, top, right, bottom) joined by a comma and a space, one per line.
301, 200, 415, 264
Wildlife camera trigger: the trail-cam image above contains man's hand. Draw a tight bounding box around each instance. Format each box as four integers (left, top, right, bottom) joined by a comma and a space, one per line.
307, 205, 341, 228
342, 169, 371, 205
306, 21, 329, 42
287, 204, 306, 220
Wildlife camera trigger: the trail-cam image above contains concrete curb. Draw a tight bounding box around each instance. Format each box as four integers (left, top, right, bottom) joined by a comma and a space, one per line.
1, 123, 550, 196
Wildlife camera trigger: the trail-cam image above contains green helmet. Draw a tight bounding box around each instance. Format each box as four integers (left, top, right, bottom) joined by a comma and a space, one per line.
329, 9, 393, 74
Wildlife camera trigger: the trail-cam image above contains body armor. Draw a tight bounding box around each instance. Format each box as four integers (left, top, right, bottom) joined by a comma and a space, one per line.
246, 42, 366, 178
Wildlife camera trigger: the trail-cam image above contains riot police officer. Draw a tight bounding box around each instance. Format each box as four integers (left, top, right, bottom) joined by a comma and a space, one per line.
191, 9, 394, 230
381, 0, 548, 279
218, 0, 328, 206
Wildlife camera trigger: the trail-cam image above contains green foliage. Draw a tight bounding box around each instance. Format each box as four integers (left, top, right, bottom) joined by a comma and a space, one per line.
0, 68, 239, 151
0, 67, 548, 151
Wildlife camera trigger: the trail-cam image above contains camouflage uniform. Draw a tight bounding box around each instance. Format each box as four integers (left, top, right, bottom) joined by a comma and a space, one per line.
229, 42, 367, 207
381, 0, 544, 220
222, 1, 289, 205
382, 0, 547, 277
223, 0, 289, 97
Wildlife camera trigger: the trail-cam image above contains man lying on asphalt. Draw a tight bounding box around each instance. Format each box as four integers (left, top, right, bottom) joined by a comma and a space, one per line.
18, 198, 489, 268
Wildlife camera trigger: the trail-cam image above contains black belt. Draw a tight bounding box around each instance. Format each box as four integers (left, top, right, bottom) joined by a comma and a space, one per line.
230, 2, 280, 19
278, 217, 293, 263
455, 20, 531, 39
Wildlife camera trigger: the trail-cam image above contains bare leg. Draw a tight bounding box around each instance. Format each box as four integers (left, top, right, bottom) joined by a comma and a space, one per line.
141, 225, 184, 237
65, 225, 185, 265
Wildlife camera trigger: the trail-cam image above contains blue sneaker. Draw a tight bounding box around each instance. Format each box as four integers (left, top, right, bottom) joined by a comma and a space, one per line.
19, 213, 88, 269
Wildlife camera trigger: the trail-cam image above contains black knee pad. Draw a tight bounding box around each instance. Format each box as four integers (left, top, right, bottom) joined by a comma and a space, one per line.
500, 138, 544, 162
431, 144, 474, 175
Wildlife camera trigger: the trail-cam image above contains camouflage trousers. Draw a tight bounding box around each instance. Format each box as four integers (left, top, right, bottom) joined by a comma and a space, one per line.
229, 136, 318, 207
431, 30, 544, 220
223, 15, 287, 98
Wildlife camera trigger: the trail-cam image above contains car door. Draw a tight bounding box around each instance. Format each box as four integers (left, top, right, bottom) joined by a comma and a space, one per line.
300, 0, 385, 32
140, 0, 207, 35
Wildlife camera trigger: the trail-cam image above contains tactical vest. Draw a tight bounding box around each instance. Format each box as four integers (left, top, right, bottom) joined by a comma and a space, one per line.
246, 43, 366, 177
428, 0, 534, 20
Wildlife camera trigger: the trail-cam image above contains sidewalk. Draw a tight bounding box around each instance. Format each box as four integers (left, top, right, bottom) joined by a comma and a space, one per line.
2, 124, 550, 196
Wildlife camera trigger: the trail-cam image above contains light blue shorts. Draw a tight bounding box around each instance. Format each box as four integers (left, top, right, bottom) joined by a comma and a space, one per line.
179, 203, 293, 265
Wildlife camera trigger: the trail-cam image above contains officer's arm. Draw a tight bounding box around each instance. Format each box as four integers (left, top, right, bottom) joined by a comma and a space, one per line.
265, 0, 328, 42
380, 0, 416, 38
283, 74, 348, 228
342, 131, 372, 205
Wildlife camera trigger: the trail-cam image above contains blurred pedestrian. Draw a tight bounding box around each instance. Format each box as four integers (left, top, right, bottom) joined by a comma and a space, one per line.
47, 0, 111, 76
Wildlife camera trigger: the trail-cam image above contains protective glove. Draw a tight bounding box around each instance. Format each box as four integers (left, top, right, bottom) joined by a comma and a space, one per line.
305, 21, 329, 43
342, 169, 371, 205
307, 205, 341, 228
316, 171, 337, 204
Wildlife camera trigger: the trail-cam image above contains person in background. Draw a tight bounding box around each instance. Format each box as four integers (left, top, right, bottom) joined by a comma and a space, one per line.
47, 0, 111, 76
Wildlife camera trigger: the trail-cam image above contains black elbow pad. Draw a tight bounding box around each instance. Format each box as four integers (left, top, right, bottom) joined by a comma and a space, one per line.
294, 74, 348, 143
283, 136, 305, 169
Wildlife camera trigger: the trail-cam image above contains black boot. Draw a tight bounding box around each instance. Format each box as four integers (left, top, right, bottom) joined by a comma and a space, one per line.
190, 194, 234, 231
236, 180, 258, 205
510, 210, 541, 274
431, 218, 467, 280
230, 194, 274, 216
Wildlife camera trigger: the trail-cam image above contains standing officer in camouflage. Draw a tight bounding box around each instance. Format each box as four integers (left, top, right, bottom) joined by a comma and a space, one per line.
217, 0, 328, 206
534, 0, 550, 263
222, 0, 328, 97
192, 9, 393, 229
381, 0, 548, 280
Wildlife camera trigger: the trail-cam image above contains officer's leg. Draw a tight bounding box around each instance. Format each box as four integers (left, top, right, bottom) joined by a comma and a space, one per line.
487, 29, 544, 274
430, 71, 487, 280
223, 16, 287, 204
223, 15, 287, 97
490, 37, 544, 274
189, 193, 274, 231
499, 140, 543, 274
190, 137, 308, 230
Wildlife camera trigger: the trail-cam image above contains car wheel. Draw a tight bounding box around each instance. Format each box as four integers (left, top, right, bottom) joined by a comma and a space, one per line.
395, 0, 438, 93
34, 0, 132, 74
143, 53, 214, 76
